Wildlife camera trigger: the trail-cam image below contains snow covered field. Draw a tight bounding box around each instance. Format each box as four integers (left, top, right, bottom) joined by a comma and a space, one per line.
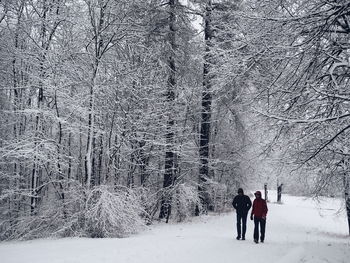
1, 193, 349, 263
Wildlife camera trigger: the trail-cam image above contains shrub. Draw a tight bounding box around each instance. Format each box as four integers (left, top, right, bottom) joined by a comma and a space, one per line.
84, 185, 145, 238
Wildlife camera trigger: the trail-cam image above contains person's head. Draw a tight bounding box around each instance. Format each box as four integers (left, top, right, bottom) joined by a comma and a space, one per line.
254, 191, 262, 199
237, 188, 244, 195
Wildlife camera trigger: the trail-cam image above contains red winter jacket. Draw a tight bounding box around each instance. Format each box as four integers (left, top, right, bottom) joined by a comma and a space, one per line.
251, 198, 268, 218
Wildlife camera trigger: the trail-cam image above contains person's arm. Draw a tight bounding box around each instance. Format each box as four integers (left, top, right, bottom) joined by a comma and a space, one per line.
247, 196, 252, 211
232, 196, 238, 209
262, 200, 268, 219
250, 200, 255, 220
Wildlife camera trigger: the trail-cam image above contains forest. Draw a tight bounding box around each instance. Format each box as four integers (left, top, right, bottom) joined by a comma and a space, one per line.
0, 0, 349, 240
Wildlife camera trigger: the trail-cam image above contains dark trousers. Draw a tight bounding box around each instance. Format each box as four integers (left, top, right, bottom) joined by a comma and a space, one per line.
254, 217, 266, 241
236, 213, 248, 238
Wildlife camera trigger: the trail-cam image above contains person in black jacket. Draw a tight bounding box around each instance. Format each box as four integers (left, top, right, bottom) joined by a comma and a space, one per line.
232, 188, 252, 240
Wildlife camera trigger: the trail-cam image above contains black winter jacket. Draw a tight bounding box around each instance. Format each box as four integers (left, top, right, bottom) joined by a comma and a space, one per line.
232, 195, 252, 215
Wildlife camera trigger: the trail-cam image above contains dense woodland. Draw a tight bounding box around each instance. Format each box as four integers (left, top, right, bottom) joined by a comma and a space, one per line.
0, 0, 349, 239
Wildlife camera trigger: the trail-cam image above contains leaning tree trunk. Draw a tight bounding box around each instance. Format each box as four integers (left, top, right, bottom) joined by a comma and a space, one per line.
196, 0, 213, 215
85, 63, 97, 189
159, 0, 177, 222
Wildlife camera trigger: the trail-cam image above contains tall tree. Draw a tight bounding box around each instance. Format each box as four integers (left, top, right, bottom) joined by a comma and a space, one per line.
197, 0, 214, 214
159, 0, 177, 221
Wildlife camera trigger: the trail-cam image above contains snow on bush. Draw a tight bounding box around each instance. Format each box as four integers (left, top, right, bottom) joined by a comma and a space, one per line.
210, 182, 231, 212
0, 185, 146, 240
171, 183, 201, 222
135, 186, 159, 223
0, 196, 69, 240
84, 185, 145, 238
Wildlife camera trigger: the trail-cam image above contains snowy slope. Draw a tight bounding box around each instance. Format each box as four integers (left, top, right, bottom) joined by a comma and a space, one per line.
1, 193, 349, 263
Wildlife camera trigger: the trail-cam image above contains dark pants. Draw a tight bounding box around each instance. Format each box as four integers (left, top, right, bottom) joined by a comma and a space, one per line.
236, 213, 248, 238
254, 217, 266, 241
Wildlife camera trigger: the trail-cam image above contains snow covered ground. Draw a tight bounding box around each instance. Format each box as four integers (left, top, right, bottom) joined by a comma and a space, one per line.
1, 193, 349, 263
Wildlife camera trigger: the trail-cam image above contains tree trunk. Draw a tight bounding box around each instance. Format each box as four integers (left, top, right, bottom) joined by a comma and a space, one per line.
197, 0, 213, 215
85, 1, 108, 189
85, 82, 95, 188
159, 0, 177, 221
277, 183, 283, 203
11, 2, 24, 220
68, 131, 72, 182
344, 172, 350, 235
97, 134, 103, 185
139, 140, 149, 186
31, 0, 48, 215
54, 90, 66, 204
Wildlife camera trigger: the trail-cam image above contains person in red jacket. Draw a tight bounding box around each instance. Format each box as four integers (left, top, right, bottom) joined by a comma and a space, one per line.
250, 191, 268, 243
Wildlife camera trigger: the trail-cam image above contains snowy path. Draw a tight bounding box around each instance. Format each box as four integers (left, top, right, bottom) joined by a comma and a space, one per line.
1, 194, 350, 263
